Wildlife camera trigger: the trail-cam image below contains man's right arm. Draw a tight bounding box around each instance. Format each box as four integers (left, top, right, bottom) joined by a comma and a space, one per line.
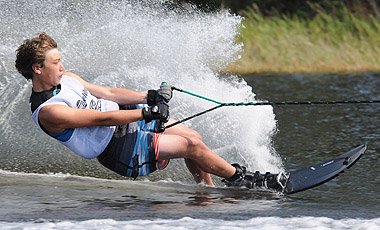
39, 103, 169, 134
39, 104, 143, 133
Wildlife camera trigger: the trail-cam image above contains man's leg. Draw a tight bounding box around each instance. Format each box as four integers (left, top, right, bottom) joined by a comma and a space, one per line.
158, 119, 236, 184
185, 158, 214, 185
161, 119, 215, 184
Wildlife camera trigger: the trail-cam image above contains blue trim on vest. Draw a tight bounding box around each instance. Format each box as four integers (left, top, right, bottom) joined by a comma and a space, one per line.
49, 128, 74, 142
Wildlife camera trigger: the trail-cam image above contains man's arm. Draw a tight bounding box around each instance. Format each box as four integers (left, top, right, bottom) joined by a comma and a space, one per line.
39, 72, 169, 134
63, 71, 148, 105
39, 104, 143, 133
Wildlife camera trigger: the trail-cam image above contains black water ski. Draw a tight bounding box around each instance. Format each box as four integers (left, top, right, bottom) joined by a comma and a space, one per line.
282, 144, 366, 194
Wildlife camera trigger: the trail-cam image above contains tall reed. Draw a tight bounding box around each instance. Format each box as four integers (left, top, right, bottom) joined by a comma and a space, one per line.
228, 5, 380, 73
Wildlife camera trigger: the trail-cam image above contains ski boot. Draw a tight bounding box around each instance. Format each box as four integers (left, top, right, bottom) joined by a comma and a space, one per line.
222, 163, 289, 193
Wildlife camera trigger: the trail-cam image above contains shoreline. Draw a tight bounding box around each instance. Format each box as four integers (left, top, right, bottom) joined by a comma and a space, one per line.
227, 6, 380, 75
226, 65, 380, 75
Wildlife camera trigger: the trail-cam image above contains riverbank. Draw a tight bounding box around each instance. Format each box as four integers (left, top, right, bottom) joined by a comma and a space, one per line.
227, 5, 380, 74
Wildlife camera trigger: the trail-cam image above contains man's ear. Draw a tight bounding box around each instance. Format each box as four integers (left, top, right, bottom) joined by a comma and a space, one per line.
32, 63, 42, 75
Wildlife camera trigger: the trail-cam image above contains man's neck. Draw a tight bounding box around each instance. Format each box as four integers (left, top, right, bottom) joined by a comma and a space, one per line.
32, 76, 54, 92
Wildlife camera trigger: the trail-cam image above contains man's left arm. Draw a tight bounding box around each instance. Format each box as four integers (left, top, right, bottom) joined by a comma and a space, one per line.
63, 71, 147, 105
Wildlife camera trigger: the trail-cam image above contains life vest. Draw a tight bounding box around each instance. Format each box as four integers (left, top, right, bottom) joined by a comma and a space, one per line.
30, 75, 119, 159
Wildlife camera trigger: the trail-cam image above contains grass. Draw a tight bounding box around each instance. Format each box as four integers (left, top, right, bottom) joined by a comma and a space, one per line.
228, 5, 380, 74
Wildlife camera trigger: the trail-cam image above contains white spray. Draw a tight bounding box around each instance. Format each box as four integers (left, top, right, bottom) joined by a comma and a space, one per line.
0, 0, 283, 181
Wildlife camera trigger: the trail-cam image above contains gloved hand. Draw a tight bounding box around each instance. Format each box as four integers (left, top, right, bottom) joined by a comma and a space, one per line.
147, 83, 173, 105
142, 104, 170, 123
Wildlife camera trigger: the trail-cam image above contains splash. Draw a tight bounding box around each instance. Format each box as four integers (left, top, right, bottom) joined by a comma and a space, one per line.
0, 0, 282, 181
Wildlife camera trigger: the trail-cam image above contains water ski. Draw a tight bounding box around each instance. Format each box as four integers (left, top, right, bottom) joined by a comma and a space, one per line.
282, 144, 366, 194
223, 145, 366, 195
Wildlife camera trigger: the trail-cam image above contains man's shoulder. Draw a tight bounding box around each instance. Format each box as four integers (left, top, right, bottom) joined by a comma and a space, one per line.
62, 72, 90, 88
63, 71, 78, 78
62, 72, 83, 82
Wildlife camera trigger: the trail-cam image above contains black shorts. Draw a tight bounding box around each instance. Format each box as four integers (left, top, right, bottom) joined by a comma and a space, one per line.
97, 105, 169, 179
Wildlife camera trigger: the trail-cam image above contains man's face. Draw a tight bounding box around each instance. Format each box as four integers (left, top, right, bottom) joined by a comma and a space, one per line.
40, 48, 65, 86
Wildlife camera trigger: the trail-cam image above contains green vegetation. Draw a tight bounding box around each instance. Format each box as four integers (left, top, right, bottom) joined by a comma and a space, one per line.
188, 0, 380, 73
226, 4, 380, 73
184, 0, 380, 73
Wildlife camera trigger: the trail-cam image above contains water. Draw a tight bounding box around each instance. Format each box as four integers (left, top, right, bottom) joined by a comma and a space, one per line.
0, 0, 379, 229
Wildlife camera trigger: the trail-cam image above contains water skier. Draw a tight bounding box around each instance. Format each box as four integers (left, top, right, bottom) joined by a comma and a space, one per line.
15, 33, 285, 190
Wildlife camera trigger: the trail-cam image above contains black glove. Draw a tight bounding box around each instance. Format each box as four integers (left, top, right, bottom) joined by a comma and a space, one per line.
147, 83, 173, 106
142, 104, 170, 123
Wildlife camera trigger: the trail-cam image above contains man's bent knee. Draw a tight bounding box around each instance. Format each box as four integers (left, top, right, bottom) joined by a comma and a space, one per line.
184, 136, 207, 158
188, 129, 202, 141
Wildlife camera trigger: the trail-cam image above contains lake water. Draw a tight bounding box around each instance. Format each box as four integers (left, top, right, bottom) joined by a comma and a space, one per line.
1, 73, 379, 229
0, 0, 379, 229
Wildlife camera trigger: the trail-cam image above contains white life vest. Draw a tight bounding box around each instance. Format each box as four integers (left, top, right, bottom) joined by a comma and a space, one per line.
31, 75, 119, 159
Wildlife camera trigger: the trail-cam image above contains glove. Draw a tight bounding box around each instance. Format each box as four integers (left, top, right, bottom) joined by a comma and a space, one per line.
147, 83, 173, 105
142, 104, 170, 123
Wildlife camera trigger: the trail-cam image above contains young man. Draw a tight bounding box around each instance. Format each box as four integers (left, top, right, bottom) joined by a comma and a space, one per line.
15, 33, 286, 191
